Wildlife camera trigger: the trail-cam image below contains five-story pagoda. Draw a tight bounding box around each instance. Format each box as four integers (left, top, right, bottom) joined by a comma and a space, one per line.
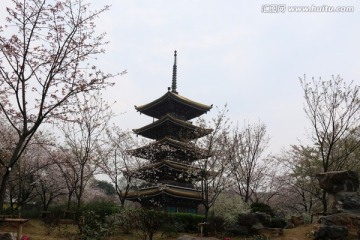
126, 51, 212, 213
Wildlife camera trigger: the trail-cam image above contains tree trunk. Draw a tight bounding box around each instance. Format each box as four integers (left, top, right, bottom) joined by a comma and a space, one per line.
0, 136, 27, 211
76, 164, 85, 212
0, 169, 11, 211
203, 205, 210, 237
44, 195, 52, 212
119, 195, 125, 207
67, 191, 73, 210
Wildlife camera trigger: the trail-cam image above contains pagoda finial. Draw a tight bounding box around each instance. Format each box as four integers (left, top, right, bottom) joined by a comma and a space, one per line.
171, 50, 178, 94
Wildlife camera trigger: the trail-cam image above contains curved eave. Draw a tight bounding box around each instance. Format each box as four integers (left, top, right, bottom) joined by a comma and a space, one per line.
127, 137, 210, 161
137, 159, 193, 172
126, 185, 202, 201
133, 114, 213, 140
135, 91, 212, 120
126, 159, 202, 179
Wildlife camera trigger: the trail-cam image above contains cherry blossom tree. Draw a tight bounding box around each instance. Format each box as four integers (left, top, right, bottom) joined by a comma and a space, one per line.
0, 121, 53, 210
1, 123, 54, 212
273, 145, 323, 218
98, 126, 144, 206
56, 92, 113, 211
99, 128, 132, 206
52, 149, 79, 210
300, 75, 360, 213
34, 161, 67, 211
229, 121, 271, 203
0, 117, 17, 173
0, 0, 120, 210
194, 106, 232, 224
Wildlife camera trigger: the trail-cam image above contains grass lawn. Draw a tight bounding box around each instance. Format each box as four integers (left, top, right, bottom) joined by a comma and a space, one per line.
0, 219, 358, 240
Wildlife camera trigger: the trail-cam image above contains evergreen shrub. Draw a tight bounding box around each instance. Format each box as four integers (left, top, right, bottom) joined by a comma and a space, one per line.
130, 209, 170, 240
79, 210, 112, 240
78, 201, 119, 240
170, 212, 204, 232
269, 217, 287, 228
48, 203, 77, 219
250, 202, 274, 217
80, 201, 119, 221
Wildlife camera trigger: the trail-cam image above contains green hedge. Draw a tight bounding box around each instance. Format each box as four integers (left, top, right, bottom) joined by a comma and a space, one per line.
47, 201, 119, 221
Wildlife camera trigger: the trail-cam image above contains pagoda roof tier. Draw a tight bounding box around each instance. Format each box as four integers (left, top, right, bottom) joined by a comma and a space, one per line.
135, 91, 212, 120
126, 185, 202, 201
133, 114, 213, 141
127, 159, 202, 181
128, 137, 209, 161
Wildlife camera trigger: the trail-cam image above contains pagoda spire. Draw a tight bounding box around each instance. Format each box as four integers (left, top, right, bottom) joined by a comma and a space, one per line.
171, 50, 178, 94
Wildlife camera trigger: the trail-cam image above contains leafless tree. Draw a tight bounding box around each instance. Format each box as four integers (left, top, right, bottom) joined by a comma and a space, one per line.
300, 75, 360, 213
0, 0, 120, 209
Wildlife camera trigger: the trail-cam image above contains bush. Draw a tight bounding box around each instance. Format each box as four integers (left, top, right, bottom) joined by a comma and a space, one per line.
47, 203, 77, 219
227, 225, 250, 236
237, 213, 258, 226
131, 209, 170, 240
208, 215, 225, 234
269, 218, 287, 228
110, 209, 203, 237
79, 210, 112, 240
41, 214, 60, 236
77, 201, 119, 239
170, 212, 204, 232
107, 208, 133, 234
236, 212, 273, 236
18, 203, 42, 218
160, 214, 183, 237
80, 201, 119, 221
250, 202, 274, 217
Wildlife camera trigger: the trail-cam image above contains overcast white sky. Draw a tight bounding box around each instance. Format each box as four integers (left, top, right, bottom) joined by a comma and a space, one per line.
1, 0, 360, 155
